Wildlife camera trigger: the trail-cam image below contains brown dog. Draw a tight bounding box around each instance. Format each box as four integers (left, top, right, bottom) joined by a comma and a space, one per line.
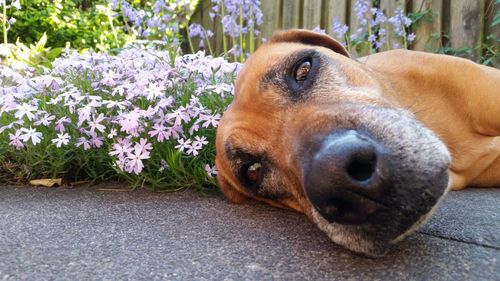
215, 29, 500, 256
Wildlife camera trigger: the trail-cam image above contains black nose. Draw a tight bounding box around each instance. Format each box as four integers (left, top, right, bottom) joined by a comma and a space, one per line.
304, 130, 390, 224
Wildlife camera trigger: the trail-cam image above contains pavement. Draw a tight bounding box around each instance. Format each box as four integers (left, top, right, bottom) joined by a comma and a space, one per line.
0, 185, 498, 281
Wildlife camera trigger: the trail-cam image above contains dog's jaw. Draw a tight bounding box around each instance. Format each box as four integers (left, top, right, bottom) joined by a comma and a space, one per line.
391, 174, 453, 243
311, 208, 388, 257
310, 173, 452, 257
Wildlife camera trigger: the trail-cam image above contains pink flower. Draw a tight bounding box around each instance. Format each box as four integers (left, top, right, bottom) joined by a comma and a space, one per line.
199, 113, 220, 128
148, 123, 169, 142
192, 135, 208, 149
9, 130, 24, 149
167, 106, 191, 126
88, 113, 106, 133
126, 144, 151, 174
204, 164, 218, 177
34, 113, 55, 126
175, 138, 192, 152
166, 125, 183, 140
136, 138, 152, 154
119, 109, 142, 134
109, 138, 133, 159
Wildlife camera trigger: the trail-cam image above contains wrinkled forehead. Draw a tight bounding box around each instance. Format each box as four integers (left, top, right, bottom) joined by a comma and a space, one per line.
234, 42, 311, 98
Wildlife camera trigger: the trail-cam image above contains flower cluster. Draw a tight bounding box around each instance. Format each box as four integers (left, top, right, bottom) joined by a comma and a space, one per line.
0, 45, 240, 187
188, 0, 263, 60
332, 0, 416, 53
109, 0, 192, 47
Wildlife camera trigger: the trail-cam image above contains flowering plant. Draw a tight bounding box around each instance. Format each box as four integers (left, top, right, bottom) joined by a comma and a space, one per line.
188, 0, 263, 62
0, 45, 240, 189
331, 0, 420, 56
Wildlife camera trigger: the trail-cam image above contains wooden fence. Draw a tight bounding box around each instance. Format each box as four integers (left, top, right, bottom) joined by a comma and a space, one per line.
191, 0, 499, 64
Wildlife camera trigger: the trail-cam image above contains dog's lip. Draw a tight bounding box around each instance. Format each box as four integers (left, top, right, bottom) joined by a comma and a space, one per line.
312, 188, 391, 225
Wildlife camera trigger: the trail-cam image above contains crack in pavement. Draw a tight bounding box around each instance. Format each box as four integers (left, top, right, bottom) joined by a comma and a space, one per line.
417, 230, 500, 250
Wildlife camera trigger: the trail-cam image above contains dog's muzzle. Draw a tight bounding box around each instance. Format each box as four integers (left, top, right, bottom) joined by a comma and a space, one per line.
304, 130, 391, 225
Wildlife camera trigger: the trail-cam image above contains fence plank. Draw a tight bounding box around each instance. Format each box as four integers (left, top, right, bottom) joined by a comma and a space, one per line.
449, 0, 485, 60
191, 0, 492, 60
282, 0, 301, 29
412, 0, 443, 51
303, 0, 323, 29
323, 0, 348, 37
485, 0, 499, 67
201, 0, 217, 55
260, 0, 282, 41
379, 0, 406, 51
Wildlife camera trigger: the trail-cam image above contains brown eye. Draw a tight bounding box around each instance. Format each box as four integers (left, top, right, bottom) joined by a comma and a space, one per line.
245, 162, 262, 184
294, 60, 311, 81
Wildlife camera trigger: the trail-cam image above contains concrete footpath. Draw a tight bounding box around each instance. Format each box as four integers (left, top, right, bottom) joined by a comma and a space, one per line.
0, 185, 498, 280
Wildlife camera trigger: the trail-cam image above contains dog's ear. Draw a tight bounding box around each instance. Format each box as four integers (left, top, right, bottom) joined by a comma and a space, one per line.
269, 29, 350, 58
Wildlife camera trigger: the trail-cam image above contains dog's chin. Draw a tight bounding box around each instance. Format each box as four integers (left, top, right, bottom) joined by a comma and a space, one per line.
310, 174, 451, 257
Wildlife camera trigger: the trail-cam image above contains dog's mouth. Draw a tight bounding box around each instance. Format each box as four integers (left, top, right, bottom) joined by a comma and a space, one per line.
296, 107, 451, 257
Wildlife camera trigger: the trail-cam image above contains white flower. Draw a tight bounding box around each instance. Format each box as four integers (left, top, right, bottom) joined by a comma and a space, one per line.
88, 113, 106, 133
19, 127, 43, 145
14, 103, 37, 121
52, 133, 70, 148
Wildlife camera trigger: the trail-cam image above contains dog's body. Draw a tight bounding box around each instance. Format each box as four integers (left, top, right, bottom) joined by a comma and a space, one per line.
215, 30, 500, 256
359, 50, 500, 189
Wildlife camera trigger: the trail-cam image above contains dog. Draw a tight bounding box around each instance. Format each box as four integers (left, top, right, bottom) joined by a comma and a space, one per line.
215, 29, 500, 256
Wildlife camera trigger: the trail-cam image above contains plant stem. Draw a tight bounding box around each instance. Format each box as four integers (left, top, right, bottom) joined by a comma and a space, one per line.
220, 4, 227, 56
249, 4, 254, 54
367, 18, 373, 54
203, 29, 214, 56
106, 6, 119, 46
186, 27, 196, 54
239, 4, 244, 62
2, 0, 7, 44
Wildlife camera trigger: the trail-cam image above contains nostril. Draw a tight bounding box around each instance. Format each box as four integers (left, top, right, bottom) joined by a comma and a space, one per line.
346, 152, 377, 182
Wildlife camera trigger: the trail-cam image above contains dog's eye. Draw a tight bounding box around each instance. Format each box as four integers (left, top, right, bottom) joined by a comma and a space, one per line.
294, 59, 311, 81
241, 161, 262, 187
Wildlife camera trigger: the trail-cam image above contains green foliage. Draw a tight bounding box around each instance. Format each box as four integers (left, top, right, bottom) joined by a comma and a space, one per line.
1, 33, 63, 69
5, 0, 134, 51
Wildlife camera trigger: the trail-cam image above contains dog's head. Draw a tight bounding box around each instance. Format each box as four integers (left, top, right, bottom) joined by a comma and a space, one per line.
215, 30, 451, 256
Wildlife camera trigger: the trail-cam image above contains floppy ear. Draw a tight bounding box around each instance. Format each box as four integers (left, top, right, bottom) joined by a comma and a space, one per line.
269, 29, 350, 58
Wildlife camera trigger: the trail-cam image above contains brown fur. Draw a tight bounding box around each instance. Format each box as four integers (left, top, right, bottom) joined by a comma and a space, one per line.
214, 29, 500, 256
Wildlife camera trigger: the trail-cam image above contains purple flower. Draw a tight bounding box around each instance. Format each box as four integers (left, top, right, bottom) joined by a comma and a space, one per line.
407, 33, 416, 42
76, 137, 91, 150
312, 26, 326, 34
332, 17, 348, 42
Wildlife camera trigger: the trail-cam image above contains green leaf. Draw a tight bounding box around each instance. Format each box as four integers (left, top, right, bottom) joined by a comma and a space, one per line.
47, 47, 62, 59
493, 13, 500, 27
35, 33, 47, 52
